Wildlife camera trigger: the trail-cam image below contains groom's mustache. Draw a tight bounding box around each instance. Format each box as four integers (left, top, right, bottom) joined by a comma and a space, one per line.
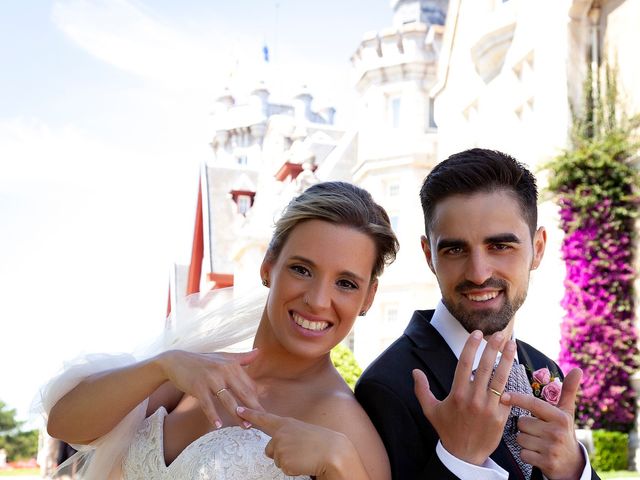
455, 278, 508, 294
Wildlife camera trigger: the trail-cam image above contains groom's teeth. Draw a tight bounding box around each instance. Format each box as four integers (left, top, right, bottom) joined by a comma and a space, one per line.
466, 292, 499, 302
293, 313, 329, 331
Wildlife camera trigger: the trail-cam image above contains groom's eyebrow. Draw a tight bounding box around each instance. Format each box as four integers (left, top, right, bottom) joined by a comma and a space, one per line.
436, 239, 467, 251
436, 234, 522, 251
485, 233, 521, 244
288, 255, 366, 283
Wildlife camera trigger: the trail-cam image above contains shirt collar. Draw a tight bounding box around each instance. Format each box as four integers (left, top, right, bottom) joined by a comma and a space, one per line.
430, 300, 517, 370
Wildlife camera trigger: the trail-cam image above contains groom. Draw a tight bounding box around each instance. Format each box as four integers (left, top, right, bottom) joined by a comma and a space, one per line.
356, 149, 599, 479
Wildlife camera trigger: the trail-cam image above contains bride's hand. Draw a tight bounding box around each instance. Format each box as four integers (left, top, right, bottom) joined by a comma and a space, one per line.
237, 406, 361, 479
157, 349, 263, 428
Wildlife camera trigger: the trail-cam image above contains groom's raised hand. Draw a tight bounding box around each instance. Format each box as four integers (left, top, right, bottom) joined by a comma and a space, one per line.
413, 330, 516, 466
500, 368, 586, 480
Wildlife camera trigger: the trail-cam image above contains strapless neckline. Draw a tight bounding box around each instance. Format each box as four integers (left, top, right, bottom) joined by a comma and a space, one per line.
160, 410, 249, 469
122, 406, 310, 479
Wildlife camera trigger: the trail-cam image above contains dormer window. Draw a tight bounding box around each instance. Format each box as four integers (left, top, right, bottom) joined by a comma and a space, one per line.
237, 195, 251, 215
274, 161, 304, 182
229, 189, 256, 216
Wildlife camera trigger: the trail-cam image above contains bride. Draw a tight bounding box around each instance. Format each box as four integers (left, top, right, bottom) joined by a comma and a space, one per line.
44, 181, 398, 479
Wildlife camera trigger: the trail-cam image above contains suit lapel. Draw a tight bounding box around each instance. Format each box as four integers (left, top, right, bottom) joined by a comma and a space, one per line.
403, 311, 458, 399
517, 340, 563, 381
517, 341, 535, 382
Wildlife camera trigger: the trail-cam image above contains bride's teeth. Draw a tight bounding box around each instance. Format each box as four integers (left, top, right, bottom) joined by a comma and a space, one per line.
293, 313, 329, 331
467, 292, 499, 302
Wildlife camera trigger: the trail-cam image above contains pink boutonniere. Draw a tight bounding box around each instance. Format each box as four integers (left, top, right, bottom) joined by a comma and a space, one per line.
530, 367, 562, 405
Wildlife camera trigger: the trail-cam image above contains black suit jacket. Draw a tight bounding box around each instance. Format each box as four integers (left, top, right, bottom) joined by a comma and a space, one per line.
355, 310, 600, 480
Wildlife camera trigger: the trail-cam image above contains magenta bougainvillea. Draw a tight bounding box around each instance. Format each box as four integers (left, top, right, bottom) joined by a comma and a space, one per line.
546, 72, 640, 431
555, 196, 637, 430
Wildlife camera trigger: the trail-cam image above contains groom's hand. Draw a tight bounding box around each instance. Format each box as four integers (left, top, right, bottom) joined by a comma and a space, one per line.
413, 330, 516, 466
500, 368, 585, 480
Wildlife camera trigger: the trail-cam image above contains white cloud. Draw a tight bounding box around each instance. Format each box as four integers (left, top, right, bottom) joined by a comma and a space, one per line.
0, 118, 107, 190
0, 116, 199, 422
52, 0, 221, 90
50, 0, 352, 117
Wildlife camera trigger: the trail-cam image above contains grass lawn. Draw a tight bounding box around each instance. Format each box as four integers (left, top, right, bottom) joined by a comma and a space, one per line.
0, 468, 40, 476
600, 472, 640, 479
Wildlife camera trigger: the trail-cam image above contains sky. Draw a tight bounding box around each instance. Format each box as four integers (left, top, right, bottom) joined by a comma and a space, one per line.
0, 0, 393, 425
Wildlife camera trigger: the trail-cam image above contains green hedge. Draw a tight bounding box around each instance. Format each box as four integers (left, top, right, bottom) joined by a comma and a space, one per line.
590, 430, 629, 471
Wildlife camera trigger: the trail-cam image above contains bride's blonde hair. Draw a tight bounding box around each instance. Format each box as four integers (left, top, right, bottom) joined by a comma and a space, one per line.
265, 181, 398, 280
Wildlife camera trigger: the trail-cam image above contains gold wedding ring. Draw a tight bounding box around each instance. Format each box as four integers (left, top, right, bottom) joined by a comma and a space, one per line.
215, 387, 229, 397
489, 387, 503, 397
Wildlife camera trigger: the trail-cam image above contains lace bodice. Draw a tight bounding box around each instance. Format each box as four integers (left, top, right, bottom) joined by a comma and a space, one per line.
122, 407, 311, 479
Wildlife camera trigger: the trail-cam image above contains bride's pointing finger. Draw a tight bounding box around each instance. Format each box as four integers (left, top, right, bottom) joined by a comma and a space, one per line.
235, 406, 283, 436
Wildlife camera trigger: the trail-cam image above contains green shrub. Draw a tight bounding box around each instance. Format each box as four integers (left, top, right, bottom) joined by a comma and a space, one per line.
331, 343, 362, 390
590, 429, 629, 471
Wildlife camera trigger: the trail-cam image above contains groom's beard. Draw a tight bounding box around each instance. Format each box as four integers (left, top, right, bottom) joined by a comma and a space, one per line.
443, 278, 527, 336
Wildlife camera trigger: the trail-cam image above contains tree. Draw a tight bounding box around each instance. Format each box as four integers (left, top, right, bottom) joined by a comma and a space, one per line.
0, 400, 38, 461
0, 401, 20, 433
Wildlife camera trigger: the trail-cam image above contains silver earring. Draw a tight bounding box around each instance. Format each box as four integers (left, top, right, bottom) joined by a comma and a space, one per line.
262, 279, 269, 287
359, 310, 366, 316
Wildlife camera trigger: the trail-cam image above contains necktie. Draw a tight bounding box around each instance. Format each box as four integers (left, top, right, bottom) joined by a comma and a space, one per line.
503, 361, 534, 480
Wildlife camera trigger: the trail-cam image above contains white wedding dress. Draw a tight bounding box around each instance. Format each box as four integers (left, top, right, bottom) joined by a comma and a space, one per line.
121, 407, 311, 480
39, 287, 315, 479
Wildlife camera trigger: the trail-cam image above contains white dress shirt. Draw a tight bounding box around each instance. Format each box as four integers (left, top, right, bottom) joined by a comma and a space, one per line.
430, 301, 593, 480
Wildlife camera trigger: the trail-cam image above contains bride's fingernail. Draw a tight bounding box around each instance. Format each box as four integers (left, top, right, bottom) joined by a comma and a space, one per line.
243, 421, 252, 429
236, 406, 245, 414
215, 420, 223, 429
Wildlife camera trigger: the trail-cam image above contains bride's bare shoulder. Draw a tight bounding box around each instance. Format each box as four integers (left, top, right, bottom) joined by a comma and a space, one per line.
304, 384, 391, 480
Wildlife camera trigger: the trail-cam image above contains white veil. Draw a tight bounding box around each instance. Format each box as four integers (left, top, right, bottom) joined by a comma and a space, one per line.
35, 286, 267, 480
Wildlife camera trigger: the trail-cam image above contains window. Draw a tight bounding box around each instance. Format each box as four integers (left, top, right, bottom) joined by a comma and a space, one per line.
388, 182, 400, 197
390, 97, 401, 128
237, 155, 248, 166
384, 305, 399, 325
237, 195, 251, 215
428, 97, 437, 129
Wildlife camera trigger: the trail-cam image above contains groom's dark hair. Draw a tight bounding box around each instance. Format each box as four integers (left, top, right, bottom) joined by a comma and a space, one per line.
419, 148, 538, 238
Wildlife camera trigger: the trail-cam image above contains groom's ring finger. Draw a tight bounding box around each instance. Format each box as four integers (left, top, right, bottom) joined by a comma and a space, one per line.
488, 387, 503, 397
490, 340, 517, 394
